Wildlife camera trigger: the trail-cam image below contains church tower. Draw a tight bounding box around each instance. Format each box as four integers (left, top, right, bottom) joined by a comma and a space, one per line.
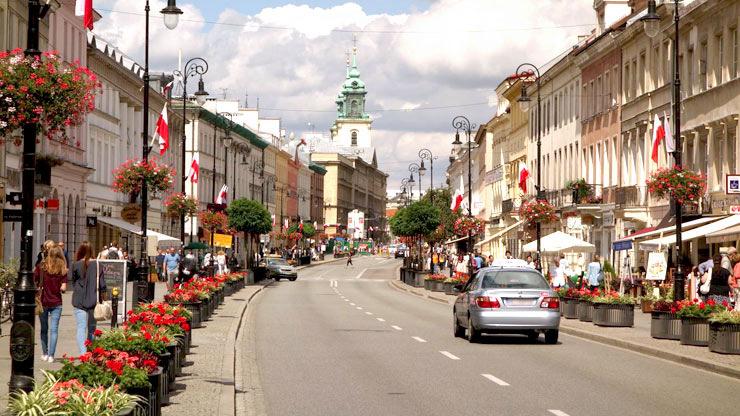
331, 36, 372, 150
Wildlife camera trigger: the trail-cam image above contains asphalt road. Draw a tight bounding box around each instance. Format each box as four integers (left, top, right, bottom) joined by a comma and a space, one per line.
253, 256, 740, 416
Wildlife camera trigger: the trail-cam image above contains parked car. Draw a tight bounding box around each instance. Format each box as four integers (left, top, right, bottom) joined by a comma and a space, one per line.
388, 244, 399, 256
265, 256, 298, 281
394, 244, 408, 259
453, 259, 560, 344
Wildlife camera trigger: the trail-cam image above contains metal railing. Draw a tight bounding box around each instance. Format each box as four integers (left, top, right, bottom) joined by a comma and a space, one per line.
615, 186, 648, 208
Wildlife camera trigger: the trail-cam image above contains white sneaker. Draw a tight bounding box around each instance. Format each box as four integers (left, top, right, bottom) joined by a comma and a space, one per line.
46, 356, 54, 363
41, 355, 49, 362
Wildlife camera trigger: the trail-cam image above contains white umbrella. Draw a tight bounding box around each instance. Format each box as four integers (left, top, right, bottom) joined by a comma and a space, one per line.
521, 231, 595, 253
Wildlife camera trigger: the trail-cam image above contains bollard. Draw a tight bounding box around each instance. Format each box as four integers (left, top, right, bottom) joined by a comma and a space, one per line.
111, 287, 119, 328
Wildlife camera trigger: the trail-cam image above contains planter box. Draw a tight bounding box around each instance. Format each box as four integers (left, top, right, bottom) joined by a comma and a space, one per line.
680, 317, 710, 346
562, 297, 579, 319
127, 367, 162, 416
640, 299, 654, 313
578, 301, 593, 322
182, 302, 202, 329
424, 280, 433, 291
157, 352, 171, 405
444, 282, 456, 295
650, 311, 681, 340
117, 406, 137, 416
166, 343, 179, 385
592, 303, 635, 327
414, 271, 429, 288
709, 322, 740, 354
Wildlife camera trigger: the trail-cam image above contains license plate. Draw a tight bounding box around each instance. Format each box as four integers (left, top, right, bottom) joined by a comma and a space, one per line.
506, 298, 535, 306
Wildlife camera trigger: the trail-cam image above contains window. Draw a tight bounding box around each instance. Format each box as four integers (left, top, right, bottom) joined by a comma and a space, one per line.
700, 41, 708, 91
554, 95, 558, 128
665, 40, 672, 82
733, 29, 738, 79
686, 48, 693, 96
639, 52, 646, 95
481, 270, 550, 290
717, 34, 724, 85
604, 71, 610, 110
351, 131, 358, 146
653, 46, 661, 87
624, 64, 631, 101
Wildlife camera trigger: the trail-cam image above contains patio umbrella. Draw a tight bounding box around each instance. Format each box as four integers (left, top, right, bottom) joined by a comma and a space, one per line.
521, 231, 595, 253
184, 242, 209, 250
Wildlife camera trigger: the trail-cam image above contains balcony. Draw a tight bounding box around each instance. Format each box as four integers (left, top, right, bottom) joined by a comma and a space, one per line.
502, 199, 514, 214
615, 186, 648, 208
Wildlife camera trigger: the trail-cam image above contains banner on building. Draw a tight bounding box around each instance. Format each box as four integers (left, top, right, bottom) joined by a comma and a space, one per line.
645, 252, 667, 281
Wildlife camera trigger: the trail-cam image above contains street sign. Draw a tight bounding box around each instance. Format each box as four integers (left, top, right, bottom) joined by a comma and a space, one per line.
726, 174, 740, 194
3, 209, 22, 222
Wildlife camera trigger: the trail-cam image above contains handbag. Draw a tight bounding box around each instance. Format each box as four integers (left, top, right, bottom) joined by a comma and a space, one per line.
93, 261, 113, 322
699, 270, 712, 295
35, 269, 44, 316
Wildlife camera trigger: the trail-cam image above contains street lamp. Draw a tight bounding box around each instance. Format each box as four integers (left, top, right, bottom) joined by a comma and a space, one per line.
451, 116, 477, 262
408, 172, 416, 201
641, 0, 685, 300
160, 0, 183, 30
409, 163, 422, 198
401, 178, 410, 207
174, 57, 208, 280
418, 148, 436, 201
510, 64, 542, 271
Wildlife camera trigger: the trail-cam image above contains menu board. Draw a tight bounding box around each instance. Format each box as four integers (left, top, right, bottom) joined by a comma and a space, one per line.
645, 252, 667, 281
97, 259, 128, 322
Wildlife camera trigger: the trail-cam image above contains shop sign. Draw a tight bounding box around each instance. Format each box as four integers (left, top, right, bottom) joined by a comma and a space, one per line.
45, 198, 59, 211
646, 252, 667, 281
730, 205, 740, 214
121, 204, 141, 223
3, 209, 22, 222
726, 174, 740, 194
603, 210, 615, 227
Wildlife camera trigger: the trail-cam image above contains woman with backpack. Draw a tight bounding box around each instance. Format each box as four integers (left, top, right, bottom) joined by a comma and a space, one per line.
34, 244, 68, 363
71, 241, 107, 355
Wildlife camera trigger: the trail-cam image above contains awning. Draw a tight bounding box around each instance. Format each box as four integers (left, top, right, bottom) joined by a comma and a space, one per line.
614, 217, 718, 243
705, 221, 740, 244
444, 235, 469, 245
97, 217, 180, 246
475, 220, 524, 248
522, 231, 595, 253
639, 215, 740, 250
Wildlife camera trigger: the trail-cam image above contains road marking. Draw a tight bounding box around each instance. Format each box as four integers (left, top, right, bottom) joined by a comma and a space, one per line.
439, 351, 460, 360
391, 325, 403, 331
547, 411, 570, 416
356, 307, 363, 310
344, 299, 349, 302
350, 303, 356, 306
365, 311, 373, 315
412, 336, 427, 343
329, 280, 338, 288
376, 318, 386, 322
355, 268, 368, 279
481, 373, 510, 386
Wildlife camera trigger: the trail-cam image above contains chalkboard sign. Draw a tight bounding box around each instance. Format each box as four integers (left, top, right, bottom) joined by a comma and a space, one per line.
97, 259, 128, 322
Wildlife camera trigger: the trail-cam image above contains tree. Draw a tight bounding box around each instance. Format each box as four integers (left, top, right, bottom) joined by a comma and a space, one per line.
390, 201, 441, 238
288, 222, 316, 238
227, 199, 272, 268
421, 188, 460, 241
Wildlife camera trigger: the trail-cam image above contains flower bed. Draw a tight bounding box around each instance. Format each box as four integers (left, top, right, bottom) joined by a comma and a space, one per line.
676, 299, 728, 346
591, 292, 637, 327
519, 199, 558, 224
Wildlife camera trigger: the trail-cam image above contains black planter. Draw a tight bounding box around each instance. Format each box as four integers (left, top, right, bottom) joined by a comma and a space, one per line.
650, 311, 681, 340
424, 280, 433, 291
432, 281, 445, 292
116, 406, 137, 416
680, 317, 710, 346
578, 300, 593, 322
182, 302, 202, 329
592, 303, 635, 327
444, 282, 456, 295
166, 343, 179, 385
709, 322, 740, 354
126, 367, 162, 416
176, 334, 187, 367
157, 352, 171, 404
562, 298, 579, 319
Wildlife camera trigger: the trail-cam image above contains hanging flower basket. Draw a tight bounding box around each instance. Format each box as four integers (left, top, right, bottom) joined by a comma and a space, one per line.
453, 217, 485, 237
198, 210, 228, 232
646, 166, 706, 205
112, 159, 175, 198
519, 199, 558, 224
0, 49, 99, 141
164, 193, 198, 218
286, 231, 303, 242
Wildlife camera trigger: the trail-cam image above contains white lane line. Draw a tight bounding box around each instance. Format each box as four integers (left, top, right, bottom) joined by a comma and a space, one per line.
481, 373, 510, 386
350, 303, 356, 306
376, 318, 386, 322
391, 325, 403, 331
356, 307, 363, 310
547, 411, 570, 416
439, 351, 460, 360
344, 299, 349, 302
411, 336, 427, 343
355, 268, 368, 279
365, 311, 373, 315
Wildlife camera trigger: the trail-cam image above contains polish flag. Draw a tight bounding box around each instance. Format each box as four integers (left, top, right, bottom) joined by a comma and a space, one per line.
518, 162, 529, 193
161, 80, 174, 97
651, 113, 666, 163
186, 155, 200, 183
75, 0, 94, 31
215, 184, 228, 204
664, 111, 675, 153
271, 214, 276, 227
152, 103, 169, 156
450, 176, 464, 211
283, 218, 289, 230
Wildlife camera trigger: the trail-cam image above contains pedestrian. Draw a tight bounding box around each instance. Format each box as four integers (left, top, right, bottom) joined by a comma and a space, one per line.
722, 247, 736, 272
698, 255, 714, 275
700, 254, 733, 306
155, 249, 165, 282
35, 245, 68, 363
216, 250, 228, 274
586, 255, 602, 290
551, 254, 566, 288
526, 255, 535, 268
107, 242, 121, 260
732, 253, 740, 311
71, 241, 106, 355
346, 250, 353, 267
35, 240, 55, 268
505, 250, 513, 259
98, 245, 109, 260
182, 252, 198, 281
432, 251, 439, 273
163, 247, 180, 291
57, 241, 70, 269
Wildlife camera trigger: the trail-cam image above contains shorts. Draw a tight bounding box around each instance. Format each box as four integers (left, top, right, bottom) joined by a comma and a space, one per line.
167, 269, 178, 286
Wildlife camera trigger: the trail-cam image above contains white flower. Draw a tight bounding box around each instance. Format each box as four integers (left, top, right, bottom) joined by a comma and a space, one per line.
0, 121, 6, 128
9, 56, 21, 65
4, 97, 12, 103
8, 106, 15, 113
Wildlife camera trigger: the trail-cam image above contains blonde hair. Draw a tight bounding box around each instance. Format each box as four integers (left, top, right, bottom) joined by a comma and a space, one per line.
42, 239, 56, 253
218, 250, 226, 256
43, 246, 68, 276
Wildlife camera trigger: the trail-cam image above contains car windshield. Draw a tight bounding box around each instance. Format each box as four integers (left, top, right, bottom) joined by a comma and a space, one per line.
268, 259, 288, 266
480, 270, 549, 290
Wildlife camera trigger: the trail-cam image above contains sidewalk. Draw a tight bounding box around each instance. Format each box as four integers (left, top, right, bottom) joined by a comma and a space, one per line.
390, 280, 740, 380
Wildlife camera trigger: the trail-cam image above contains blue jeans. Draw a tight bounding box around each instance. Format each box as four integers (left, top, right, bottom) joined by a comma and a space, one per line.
39, 306, 62, 357
73, 308, 95, 355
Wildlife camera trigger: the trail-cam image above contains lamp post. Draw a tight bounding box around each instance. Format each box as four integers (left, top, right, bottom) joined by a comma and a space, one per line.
217, 112, 235, 204
418, 149, 436, 201
173, 57, 208, 279
511, 64, 542, 271
407, 172, 416, 201
409, 163, 422, 198
137, 0, 182, 304
249, 159, 263, 200
401, 178, 410, 207
641, 0, 685, 300
451, 116, 476, 257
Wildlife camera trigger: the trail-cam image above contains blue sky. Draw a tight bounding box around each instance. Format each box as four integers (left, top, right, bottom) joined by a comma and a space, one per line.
195, 0, 430, 21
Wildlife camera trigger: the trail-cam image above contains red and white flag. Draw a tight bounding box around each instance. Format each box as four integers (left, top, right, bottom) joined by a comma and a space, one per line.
75, 0, 94, 31
450, 175, 464, 211
215, 184, 228, 204
283, 218, 289, 230
299, 222, 304, 232
651, 113, 666, 163
186, 155, 200, 183
161, 80, 174, 97
664, 111, 675, 153
518, 162, 529, 193
151, 103, 169, 156
271, 214, 276, 227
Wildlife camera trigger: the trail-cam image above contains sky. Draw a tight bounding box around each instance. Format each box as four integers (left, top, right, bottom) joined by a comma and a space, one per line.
92, 0, 596, 196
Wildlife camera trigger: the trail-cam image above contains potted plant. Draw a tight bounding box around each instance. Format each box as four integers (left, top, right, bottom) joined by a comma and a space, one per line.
708, 310, 740, 354
646, 166, 706, 205
452, 216, 485, 237
649, 300, 682, 340
577, 288, 598, 322
163, 192, 198, 218
591, 291, 636, 327
561, 288, 580, 319
112, 159, 175, 200
675, 299, 727, 346
566, 178, 591, 204
519, 199, 559, 225
423, 274, 435, 291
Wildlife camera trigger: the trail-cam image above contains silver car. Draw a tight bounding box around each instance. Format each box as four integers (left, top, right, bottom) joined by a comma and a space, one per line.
266, 257, 298, 281
453, 261, 560, 344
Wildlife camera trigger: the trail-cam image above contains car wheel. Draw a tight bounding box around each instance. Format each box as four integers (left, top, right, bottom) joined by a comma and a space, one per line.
453, 311, 465, 338
527, 331, 540, 342
544, 329, 559, 345
274, 276, 281, 281
467, 316, 481, 343
289, 277, 297, 281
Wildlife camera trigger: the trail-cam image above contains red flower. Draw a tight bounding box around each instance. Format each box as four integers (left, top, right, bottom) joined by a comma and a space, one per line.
94, 329, 103, 337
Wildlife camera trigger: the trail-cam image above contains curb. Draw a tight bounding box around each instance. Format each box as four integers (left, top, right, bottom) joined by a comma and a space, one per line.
218, 281, 273, 416
391, 279, 740, 380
